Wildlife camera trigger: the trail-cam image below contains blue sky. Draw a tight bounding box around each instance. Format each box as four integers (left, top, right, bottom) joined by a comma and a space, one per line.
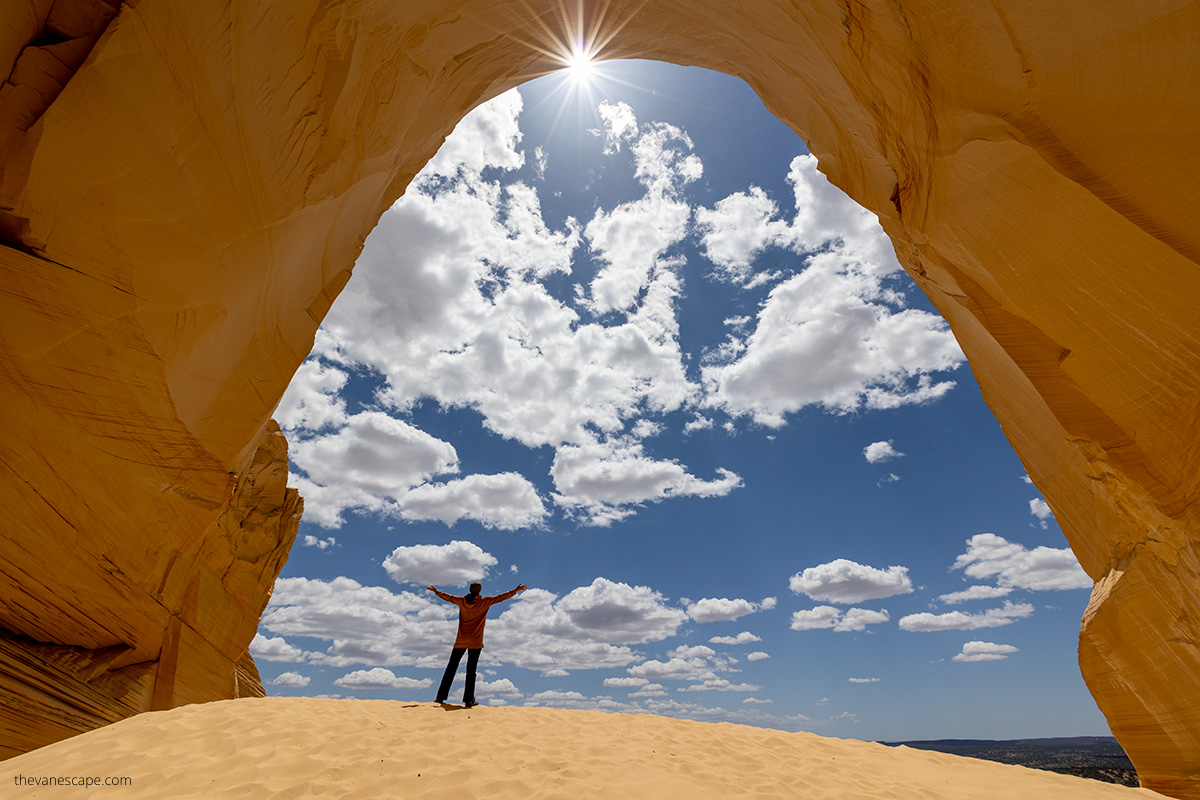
254, 60, 1106, 742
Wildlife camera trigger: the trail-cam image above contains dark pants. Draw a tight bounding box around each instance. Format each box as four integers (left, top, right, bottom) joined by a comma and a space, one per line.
435, 647, 481, 704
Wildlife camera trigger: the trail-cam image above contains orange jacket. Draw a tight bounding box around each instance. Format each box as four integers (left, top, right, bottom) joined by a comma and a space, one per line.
432, 587, 521, 648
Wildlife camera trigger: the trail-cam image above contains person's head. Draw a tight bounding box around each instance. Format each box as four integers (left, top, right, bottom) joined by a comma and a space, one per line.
468, 581, 482, 597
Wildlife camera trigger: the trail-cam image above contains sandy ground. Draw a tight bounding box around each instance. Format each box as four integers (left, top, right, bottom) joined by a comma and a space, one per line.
1, 697, 1168, 799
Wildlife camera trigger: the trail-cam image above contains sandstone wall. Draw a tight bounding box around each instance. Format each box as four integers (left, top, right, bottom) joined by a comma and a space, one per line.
0, 0, 1196, 795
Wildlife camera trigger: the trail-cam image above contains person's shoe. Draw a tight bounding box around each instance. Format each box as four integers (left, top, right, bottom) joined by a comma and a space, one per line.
464, 700, 479, 708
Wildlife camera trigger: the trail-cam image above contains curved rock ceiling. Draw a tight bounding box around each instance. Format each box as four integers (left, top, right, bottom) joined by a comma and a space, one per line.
1, 0, 1197, 795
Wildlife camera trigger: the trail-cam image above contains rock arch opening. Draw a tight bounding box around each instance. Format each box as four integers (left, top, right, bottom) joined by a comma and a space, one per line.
1, 1, 1197, 796
268, 57, 1082, 733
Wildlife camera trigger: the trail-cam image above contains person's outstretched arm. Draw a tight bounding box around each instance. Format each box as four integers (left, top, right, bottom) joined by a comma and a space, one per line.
426, 586, 457, 603
488, 584, 528, 604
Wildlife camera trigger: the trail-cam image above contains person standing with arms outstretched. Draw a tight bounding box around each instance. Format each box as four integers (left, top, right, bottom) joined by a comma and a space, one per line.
427, 581, 527, 707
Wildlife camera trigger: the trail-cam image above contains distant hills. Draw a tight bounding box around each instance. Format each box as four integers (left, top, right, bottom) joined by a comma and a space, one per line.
879, 736, 1138, 787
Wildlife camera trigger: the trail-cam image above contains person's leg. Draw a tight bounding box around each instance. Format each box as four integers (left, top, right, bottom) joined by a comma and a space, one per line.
462, 648, 481, 706
436, 648, 465, 703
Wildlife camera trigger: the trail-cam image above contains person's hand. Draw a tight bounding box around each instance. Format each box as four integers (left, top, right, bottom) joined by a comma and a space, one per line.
516, 584, 528, 592
426, 586, 437, 593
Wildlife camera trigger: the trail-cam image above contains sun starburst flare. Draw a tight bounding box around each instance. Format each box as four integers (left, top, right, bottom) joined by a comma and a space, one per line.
501, 0, 639, 81
565, 39, 597, 84
490, 1, 670, 143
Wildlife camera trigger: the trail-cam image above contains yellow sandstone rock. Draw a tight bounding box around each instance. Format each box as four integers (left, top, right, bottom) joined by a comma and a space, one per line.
0, 0, 1196, 795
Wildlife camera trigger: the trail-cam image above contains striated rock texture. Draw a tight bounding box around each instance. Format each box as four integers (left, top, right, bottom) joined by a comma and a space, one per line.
0, 0, 1196, 794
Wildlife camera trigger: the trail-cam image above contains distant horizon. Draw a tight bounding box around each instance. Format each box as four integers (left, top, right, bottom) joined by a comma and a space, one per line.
254, 59, 1109, 743
878, 735, 1121, 745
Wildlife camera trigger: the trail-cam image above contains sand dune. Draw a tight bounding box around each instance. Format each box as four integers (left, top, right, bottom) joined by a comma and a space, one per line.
1, 698, 1167, 798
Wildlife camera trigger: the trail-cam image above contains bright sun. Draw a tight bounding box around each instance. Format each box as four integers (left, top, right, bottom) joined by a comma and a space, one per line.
565, 42, 595, 83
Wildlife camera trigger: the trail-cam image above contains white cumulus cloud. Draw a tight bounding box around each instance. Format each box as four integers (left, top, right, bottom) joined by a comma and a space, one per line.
382, 541, 499, 587
697, 154, 901, 281
669, 644, 717, 659
476, 678, 522, 697
524, 689, 600, 709
485, 579, 687, 673
864, 441, 905, 464
834, 608, 890, 632
709, 631, 762, 645
398, 474, 548, 530
287, 411, 460, 528
333, 668, 433, 691
953, 641, 1020, 663
593, 100, 638, 153
270, 671, 311, 687
275, 359, 349, 433
789, 606, 842, 631
261, 576, 457, 668
936, 585, 1014, 605
547, 578, 689, 644
686, 597, 769, 623
789, 559, 913, 604
952, 533, 1091, 591
790, 606, 891, 633
1029, 498, 1054, 529
678, 676, 761, 693
250, 634, 306, 663
551, 436, 741, 526
695, 186, 793, 282
584, 101, 702, 315
898, 600, 1034, 632
422, 89, 526, 176
293, 412, 458, 498
627, 658, 714, 682
302, 534, 337, 550
701, 257, 963, 425
698, 155, 964, 426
